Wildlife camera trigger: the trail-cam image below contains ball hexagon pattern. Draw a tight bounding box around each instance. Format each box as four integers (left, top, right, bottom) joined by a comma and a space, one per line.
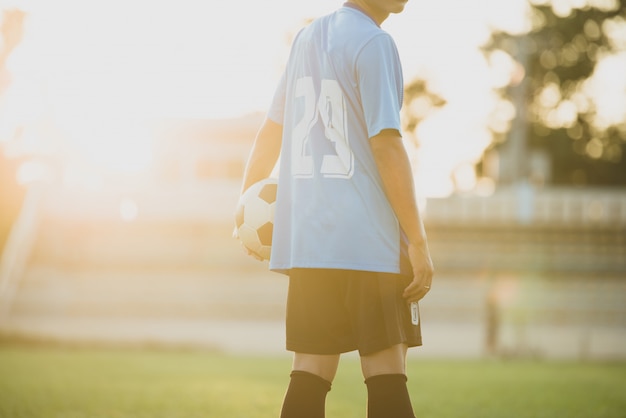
235, 178, 277, 260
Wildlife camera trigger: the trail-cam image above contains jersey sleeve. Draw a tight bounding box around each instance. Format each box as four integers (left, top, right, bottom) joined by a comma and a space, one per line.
356, 33, 404, 139
267, 71, 287, 125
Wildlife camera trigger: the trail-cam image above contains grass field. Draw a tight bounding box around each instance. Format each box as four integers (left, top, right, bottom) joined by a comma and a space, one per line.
0, 345, 624, 418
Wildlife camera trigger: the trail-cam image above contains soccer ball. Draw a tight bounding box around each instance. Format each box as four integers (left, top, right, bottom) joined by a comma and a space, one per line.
235, 178, 277, 260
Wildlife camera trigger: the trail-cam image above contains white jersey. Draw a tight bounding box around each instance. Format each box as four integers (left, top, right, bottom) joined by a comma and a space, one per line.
268, 4, 410, 275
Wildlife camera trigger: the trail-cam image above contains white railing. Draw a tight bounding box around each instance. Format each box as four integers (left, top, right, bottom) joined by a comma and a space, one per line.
424, 187, 626, 227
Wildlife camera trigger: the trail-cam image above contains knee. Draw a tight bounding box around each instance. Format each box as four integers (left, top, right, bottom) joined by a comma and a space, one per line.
292, 353, 340, 383
360, 344, 407, 379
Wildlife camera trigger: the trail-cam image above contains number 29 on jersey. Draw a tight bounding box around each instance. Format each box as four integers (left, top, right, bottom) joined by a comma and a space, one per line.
292, 77, 354, 179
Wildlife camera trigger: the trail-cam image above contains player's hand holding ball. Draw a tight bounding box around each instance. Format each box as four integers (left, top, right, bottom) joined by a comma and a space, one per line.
234, 178, 277, 261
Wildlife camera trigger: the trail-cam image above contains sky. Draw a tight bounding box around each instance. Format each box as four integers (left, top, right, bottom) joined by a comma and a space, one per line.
1, 0, 623, 197
4, 0, 530, 119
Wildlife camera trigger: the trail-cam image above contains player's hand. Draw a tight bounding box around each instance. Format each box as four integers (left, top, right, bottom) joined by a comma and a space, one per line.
232, 224, 265, 261
244, 247, 265, 261
403, 241, 434, 303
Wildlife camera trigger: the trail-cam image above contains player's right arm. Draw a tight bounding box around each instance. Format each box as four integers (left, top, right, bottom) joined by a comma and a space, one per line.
240, 118, 283, 194
370, 129, 434, 303
234, 118, 283, 260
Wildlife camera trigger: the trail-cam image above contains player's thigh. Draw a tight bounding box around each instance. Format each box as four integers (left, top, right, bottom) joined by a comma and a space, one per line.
286, 269, 356, 355
360, 343, 408, 379
345, 271, 421, 356
292, 352, 341, 383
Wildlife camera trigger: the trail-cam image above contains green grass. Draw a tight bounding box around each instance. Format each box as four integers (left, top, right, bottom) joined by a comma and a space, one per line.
0, 346, 624, 418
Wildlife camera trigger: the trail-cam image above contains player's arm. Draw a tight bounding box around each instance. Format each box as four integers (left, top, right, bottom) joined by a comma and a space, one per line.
234, 118, 282, 260
370, 129, 434, 303
240, 117, 283, 194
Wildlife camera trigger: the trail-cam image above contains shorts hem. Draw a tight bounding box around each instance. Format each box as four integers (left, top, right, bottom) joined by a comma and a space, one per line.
286, 340, 355, 355
286, 338, 423, 356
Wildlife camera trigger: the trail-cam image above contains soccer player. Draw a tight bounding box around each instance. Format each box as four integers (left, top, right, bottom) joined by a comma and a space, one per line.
237, 1, 434, 417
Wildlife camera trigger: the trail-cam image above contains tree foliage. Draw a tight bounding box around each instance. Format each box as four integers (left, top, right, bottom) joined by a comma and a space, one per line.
488, 0, 626, 186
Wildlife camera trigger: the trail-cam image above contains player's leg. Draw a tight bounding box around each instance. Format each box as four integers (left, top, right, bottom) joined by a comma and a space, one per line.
347, 272, 420, 418
361, 343, 415, 418
280, 353, 339, 418
292, 352, 341, 382
360, 342, 407, 378
281, 269, 354, 418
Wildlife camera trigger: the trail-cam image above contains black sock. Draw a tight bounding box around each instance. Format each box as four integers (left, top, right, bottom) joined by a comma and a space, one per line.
280, 370, 332, 418
365, 374, 415, 418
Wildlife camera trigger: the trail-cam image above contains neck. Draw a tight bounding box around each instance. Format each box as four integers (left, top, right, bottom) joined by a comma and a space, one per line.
346, 0, 388, 25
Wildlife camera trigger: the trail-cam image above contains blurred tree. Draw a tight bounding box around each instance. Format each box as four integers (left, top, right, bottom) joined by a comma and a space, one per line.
402, 79, 447, 136
485, 0, 626, 186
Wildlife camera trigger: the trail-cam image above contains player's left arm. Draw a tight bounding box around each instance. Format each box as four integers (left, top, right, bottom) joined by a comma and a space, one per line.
370, 130, 434, 303
240, 117, 283, 194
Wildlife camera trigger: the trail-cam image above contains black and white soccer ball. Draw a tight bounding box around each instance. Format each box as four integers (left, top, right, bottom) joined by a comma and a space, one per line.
235, 178, 277, 260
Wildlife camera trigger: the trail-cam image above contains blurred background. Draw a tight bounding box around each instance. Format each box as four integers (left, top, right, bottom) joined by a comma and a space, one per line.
0, 0, 624, 360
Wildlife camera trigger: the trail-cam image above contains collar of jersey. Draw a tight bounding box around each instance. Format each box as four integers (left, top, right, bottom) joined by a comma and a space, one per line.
342, 2, 380, 27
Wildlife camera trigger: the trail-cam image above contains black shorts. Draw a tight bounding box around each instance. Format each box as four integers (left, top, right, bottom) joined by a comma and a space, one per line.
286, 268, 422, 356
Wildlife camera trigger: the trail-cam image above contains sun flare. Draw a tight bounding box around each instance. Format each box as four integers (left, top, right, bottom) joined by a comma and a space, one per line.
2, 0, 624, 199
